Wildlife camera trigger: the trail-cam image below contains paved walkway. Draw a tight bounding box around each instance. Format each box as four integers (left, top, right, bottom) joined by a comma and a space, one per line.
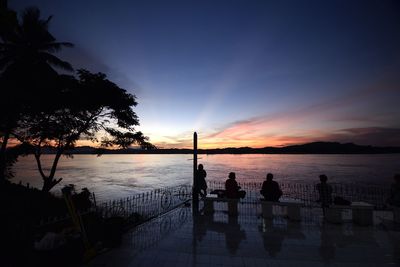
88, 202, 400, 267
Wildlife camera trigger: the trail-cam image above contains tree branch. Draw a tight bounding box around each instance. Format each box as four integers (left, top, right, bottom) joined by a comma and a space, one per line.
34, 149, 46, 180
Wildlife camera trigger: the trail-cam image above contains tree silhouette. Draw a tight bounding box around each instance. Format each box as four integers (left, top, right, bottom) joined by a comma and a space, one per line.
0, 1, 17, 40
16, 70, 154, 192
0, 4, 73, 179
0, 6, 73, 72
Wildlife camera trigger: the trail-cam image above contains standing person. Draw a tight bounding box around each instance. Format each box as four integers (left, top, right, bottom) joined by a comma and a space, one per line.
195, 164, 207, 197
316, 174, 333, 215
225, 172, 246, 199
260, 173, 282, 201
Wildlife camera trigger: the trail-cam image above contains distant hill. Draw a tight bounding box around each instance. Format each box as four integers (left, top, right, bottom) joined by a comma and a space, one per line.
42, 142, 400, 154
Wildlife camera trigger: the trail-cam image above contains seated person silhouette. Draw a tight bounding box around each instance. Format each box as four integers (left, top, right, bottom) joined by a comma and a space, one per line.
260, 173, 282, 201
225, 172, 246, 199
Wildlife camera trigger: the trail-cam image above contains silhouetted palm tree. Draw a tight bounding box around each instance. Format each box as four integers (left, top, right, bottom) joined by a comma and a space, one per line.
0, 6, 73, 72
0, 5, 73, 180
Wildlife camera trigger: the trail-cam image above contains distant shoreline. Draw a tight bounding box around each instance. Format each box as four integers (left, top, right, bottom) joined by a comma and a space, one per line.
42, 141, 400, 155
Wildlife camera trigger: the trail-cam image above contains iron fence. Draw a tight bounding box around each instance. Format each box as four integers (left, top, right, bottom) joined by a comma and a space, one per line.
36, 184, 191, 228
97, 184, 192, 224
37, 181, 391, 228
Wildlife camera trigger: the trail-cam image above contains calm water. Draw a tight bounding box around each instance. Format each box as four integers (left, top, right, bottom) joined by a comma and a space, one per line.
13, 154, 400, 200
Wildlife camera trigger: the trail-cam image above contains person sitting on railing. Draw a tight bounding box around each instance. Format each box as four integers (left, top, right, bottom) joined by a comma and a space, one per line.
316, 174, 333, 214
388, 174, 400, 207
260, 173, 282, 201
225, 172, 246, 199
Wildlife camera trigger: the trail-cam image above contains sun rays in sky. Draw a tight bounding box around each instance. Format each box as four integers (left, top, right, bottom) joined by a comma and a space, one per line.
11, 0, 400, 149
144, 77, 400, 149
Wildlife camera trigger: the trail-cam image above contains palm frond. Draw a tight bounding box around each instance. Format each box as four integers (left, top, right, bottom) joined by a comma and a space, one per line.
21, 7, 41, 26
41, 42, 74, 53
40, 53, 73, 71
44, 15, 53, 26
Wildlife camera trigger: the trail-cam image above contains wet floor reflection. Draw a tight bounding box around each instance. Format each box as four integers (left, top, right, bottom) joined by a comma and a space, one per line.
193, 203, 246, 255
319, 224, 336, 263
319, 222, 378, 264
88, 205, 400, 267
259, 218, 305, 257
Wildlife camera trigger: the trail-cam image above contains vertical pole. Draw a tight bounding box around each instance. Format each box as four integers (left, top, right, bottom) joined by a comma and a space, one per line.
193, 132, 199, 211
192, 132, 198, 264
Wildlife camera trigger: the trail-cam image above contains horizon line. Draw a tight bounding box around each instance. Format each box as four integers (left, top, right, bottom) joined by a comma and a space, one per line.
68, 141, 400, 150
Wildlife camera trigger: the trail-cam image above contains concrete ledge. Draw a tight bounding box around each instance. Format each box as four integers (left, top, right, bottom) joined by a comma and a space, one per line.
393, 206, 400, 224
261, 198, 303, 221
203, 194, 240, 215
326, 201, 374, 226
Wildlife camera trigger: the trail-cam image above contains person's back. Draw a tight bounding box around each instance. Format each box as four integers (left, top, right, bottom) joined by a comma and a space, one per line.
260, 173, 282, 201
195, 164, 207, 197
225, 172, 240, 198
316, 174, 332, 207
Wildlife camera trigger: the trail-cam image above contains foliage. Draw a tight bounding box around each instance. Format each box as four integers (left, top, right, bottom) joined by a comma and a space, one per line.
16, 69, 154, 192
62, 184, 93, 211
0, 4, 153, 191
1, 143, 34, 178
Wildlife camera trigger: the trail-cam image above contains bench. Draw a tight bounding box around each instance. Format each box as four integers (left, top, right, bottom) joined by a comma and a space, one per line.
325, 201, 374, 226
394, 206, 400, 224
261, 198, 303, 221
203, 194, 239, 215
386, 205, 400, 224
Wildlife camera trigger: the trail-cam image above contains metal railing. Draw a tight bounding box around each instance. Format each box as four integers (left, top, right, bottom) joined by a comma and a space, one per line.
207, 181, 391, 209
97, 184, 192, 224
36, 181, 391, 228
36, 184, 191, 228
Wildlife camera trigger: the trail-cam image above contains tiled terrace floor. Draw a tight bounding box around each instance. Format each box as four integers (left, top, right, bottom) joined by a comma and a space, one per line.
88, 202, 400, 267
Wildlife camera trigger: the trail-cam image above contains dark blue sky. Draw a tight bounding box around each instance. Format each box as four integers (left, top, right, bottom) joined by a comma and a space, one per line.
9, 0, 400, 147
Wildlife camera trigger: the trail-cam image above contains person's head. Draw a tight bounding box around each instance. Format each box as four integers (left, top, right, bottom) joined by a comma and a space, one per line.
229, 172, 236, 179
266, 173, 273, 181
319, 174, 328, 183
198, 164, 204, 170
394, 174, 400, 183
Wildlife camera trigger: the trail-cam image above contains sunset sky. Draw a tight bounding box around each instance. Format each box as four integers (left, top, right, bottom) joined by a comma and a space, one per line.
10, 0, 400, 148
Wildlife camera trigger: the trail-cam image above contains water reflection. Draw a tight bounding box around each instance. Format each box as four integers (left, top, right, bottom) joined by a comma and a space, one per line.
13, 154, 399, 200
